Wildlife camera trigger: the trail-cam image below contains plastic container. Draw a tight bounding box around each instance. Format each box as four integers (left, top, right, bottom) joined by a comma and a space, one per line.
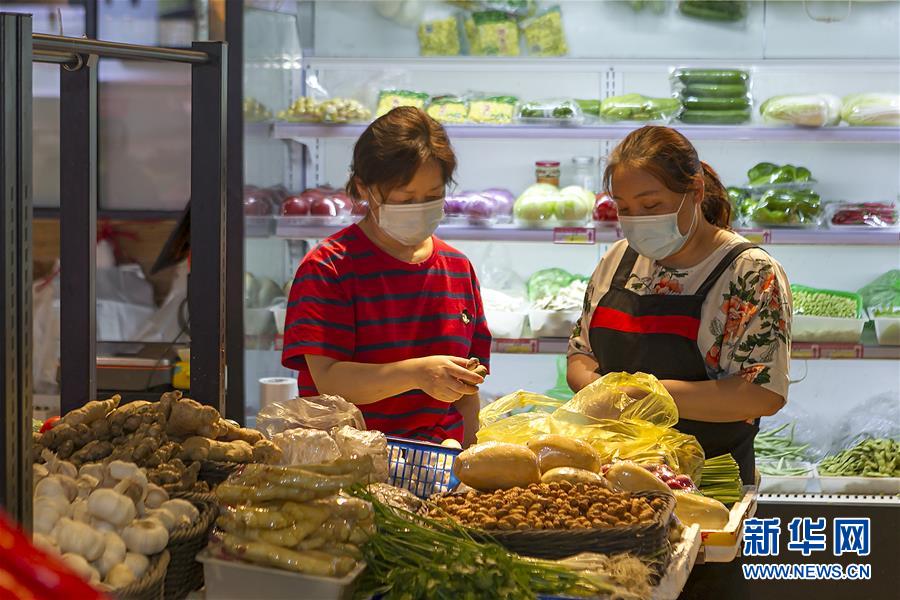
817, 476, 900, 495
873, 315, 900, 345
516, 99, 583, 126
792, 284, 863, 319
758, 462, 816, 494
198, 552, 365, 600
485, 310, 526, 339
791, 315, 866, 343
570, 156, 598, 192
528, 309, 580, 338
387, 436, 461, 499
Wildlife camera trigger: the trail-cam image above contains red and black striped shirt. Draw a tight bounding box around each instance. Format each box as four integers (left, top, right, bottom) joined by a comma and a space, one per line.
281, 224, 492, 443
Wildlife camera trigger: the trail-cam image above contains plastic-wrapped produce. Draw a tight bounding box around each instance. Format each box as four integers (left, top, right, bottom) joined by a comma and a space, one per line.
467, 95, 518, 124
599, 94, 682, 123
678, 0, 747, 23
521, 6, 567, 57
316, 98, 371, 123
791, 285, 861, 319
749, 189, 822, 227
271, 429, 342, 466
426, 95, 469, 123
554, 185, 594, 224
418, 16, 461, 56
376, 89, 430, 118
760, 94, 841, 128
672, 68, 752, 125
514, 183, 559, 224
841, 93, 900, 126
672, 68, 749, 86
469, 11, 519, 56
516, 98, 582, 125
830, 202, 897, 228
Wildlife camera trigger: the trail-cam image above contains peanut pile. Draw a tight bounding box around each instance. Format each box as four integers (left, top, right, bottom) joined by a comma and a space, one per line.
428, 481, 667, 531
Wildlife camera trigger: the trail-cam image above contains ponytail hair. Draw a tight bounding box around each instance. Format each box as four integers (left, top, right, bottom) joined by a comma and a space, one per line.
603, 126, 732, 229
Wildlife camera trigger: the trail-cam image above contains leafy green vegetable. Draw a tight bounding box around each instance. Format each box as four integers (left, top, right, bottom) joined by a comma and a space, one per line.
841, 93, 900, 126
759, 94, 842, 128
746, 162, 814, 187
598, 94, 682, 122
527, 268, 577, 302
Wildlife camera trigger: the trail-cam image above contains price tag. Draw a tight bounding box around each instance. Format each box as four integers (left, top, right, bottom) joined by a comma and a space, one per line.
821, 344, 863, 359
493, 338, 539, 354
791, 344, 820, 359
274, 334, 284, 351
736, 228, 772, 244
553, 227, 596, 245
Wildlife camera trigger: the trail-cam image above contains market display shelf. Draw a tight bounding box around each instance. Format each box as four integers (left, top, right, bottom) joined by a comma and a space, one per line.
273, 121, 900, 144
759, 493, 900, 506
263, 219, 900, 246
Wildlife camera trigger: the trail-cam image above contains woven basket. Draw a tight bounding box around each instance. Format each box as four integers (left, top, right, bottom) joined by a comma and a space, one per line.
163, 492, 219, 600
114, 551, 170, 600
475, 492, 676, 560
199, 460, 241, 487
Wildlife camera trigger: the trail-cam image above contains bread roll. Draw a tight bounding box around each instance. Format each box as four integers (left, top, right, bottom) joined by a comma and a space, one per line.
540, 467, 609, 486
526, 434, 601, 473
453, 442, 540, 491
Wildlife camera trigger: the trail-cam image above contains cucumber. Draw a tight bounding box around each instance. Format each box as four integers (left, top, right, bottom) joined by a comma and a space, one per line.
683, 83, 749, 98
675, 69, 749, 85
683, 96, 751, 111
679, 108, 752, 124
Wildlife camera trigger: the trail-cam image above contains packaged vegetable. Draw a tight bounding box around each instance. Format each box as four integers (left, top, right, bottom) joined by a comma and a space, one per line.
526, 434, 601, 473
376, 89, 430, 118
469, 10, 520, 56
746, 162, 813, 188
526, 266, 576, 301
521, 6, 568, 57
841, 93, 900, 126
555, 185, 594, 222
599, 94, 682, 123
575, 98, 601, 117
517, 98, 582, 123
514, 183, 559, 223
682, 83, 749, 98
628, 0, 668, 13
672, 68, 749, 86
749, 189, 821, 227
418, 16, 461, 56
426, 95, 469, 123
683, 95, 751, 111
557, 371, 680, 427
858, 270, 900, 311
316, 98, 371, 123
480, 390, 564, 428
678, 0, 747, 23
672, 491, 730, 529
818, 438, 899, 477
453, 442, 541, 491
830, 202, 897, 228
791, 285, 861, 319
478, 0, 537, 17
468, 94, 518, 124
760, 94, 842, 128
679, 108, 751, 124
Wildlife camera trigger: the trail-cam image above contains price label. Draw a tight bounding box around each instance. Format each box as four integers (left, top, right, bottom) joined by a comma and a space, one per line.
274, 334, 284, 351
493, 338, 539, 354
553, 227, 596, 245
791, 344, 820, 359
736, 228, 772, 244
821, 344, 863, 359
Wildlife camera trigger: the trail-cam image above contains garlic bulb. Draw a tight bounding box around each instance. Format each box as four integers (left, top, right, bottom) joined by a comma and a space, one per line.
87, 488, 136, 528
42, 449, 77, 479
33, 463, 49, 487
105, 563, 136, 589
78, 463, 105, 482
33, 495, 70, 534
75, 474, 100, 500
60, 552, 100, 585
35, 475, 77, 503
95, 531, 127, 577
32, 532, 58, 554
145, 508, 178, 533
108, 461, 148, 489
70, 498, 90, 524
121, 519, 168, 555
89, 517, 117, 534
123, 553, 150, 580
54, 518, 106, 561
144, 484, 168, 511
160, 499, 199, 526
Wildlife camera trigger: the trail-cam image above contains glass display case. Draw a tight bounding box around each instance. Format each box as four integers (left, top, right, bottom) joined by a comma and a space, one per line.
239, 0, 900, 424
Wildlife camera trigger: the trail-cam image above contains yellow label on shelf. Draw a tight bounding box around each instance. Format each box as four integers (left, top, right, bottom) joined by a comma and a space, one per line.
493, 338, 539, 354
553, 227, 596, 245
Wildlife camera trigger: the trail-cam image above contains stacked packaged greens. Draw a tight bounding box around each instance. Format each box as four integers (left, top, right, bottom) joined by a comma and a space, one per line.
418, 16, 462, 56
737, 162, 821, 227
672, 68, 752, 124
376, 90, 430, 118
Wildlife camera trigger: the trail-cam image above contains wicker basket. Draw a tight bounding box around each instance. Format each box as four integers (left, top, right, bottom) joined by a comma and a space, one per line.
164, 492, 219, 600
114, 550, 170, 600
199, 460, 241, 487
476, 492, 676, 560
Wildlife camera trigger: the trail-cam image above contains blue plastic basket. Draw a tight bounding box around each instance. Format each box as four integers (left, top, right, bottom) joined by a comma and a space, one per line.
386, 436, 461, 499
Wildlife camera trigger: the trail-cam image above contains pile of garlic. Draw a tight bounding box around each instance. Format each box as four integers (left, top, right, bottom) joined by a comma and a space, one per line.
33, 450, 200, 591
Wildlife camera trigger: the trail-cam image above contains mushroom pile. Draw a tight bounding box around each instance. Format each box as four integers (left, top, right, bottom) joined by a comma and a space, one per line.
33, 451, 200, 592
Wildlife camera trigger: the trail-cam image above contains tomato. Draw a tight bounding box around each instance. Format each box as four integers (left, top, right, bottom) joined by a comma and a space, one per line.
593, 195, 618, 222
38, 417, 60, 434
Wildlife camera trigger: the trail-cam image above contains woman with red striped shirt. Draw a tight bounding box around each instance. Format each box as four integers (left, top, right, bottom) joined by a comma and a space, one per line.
281, 107, 490, 446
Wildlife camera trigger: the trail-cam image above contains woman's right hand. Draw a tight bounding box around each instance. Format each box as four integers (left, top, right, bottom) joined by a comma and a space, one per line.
413, 356, 484, 403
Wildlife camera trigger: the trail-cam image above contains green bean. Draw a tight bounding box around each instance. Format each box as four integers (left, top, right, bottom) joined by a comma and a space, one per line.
818, 438, 899, 477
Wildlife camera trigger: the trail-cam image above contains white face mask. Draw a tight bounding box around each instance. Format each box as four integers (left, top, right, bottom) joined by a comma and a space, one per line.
375, 197, 445, 246
618, 194, 697, 260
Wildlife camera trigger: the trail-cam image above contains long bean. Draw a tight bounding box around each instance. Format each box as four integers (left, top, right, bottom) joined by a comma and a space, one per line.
755, 423, 810, 463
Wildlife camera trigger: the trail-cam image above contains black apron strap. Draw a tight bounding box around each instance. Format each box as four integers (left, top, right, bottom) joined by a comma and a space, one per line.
611, 246, 640, 289
694, 242, 758, 298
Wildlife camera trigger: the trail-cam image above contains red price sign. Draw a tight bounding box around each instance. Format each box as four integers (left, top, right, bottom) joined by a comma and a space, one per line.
553, 227, 596, 245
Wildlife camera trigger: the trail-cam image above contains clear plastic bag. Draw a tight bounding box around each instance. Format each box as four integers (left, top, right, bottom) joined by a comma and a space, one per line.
829, 393, 900, 454
749, 189, 822, 228
759, 94, 842, 128
376, 88, 431, 118
278, 73, 372, 124
479, 390, 564, 428
520, 6, 567, 57
272, 428, 343, 466
467, 93, 518, 124
425, 94, 470, 123
418, 15, 462, 56
333, 426, 389, 483
858, 270, 900, 311
677, 0, 748, 25
516, 98, 583, 125
256, 395, 366, 438
841, 93, 900, 126
598, 94, 683, 124
467, 10, 520, 56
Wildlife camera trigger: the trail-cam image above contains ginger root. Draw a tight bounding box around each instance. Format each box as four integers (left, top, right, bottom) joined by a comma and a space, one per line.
181, 437, 253, 463
167, 398, 224, 439
252, 439, 283, 465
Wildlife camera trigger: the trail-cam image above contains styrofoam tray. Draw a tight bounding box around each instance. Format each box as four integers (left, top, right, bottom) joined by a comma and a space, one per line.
817, 475, 900, 495
198, 551, 365, 600
699, 486, 758, 563
792, 314, 866, 343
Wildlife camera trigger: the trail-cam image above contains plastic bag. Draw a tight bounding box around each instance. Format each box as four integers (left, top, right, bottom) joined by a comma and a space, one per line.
599, 94, 683, 124
520, 6, 567, 57
467, 94, 518, 123
516, 98, 582, 124
557, 372, 679, 428
418, 16, 462, 56
759, 94, 841, 128
841, 93, 900, 126
278, 74, 371, 124
376, 88, 431, 118
425, 94, 469, 123
858, 270, 900, 311
468, 10, 520, 56
678, 0, 748, 24
829, 393, 900, 454
272, 428, 342, 466
333, 426, 389, 482
479, 389, 564, 428
256, 395, 366, 438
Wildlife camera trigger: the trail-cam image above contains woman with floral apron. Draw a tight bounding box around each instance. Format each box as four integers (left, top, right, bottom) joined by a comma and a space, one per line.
568, 126, 792, 485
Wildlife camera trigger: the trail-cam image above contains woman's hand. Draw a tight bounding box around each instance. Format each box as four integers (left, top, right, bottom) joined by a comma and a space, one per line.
414, 356, 485, 403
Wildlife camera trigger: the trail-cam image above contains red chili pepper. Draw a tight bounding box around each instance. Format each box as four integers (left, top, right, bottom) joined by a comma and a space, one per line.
38, 417, 60, 434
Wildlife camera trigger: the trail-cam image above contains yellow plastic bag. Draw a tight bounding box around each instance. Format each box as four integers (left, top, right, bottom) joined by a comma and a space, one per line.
476, 373, 704, 480
556, 372, 678, 428
478, 390, 564, 429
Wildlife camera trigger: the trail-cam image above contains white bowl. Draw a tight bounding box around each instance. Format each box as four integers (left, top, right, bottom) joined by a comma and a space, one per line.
485, 310, 526, 339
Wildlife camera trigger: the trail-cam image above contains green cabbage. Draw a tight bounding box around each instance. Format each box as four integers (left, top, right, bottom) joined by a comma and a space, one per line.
841, 93, 900, 126
760, 94, 841, 127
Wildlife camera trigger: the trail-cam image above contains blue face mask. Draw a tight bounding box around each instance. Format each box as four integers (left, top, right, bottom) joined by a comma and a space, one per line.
618, 194, 697, 260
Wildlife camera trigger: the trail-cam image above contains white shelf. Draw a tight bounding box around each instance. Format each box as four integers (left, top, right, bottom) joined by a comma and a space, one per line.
759, 493, 900, 506
254, 218, 900, 246
272, 121, 900, 144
